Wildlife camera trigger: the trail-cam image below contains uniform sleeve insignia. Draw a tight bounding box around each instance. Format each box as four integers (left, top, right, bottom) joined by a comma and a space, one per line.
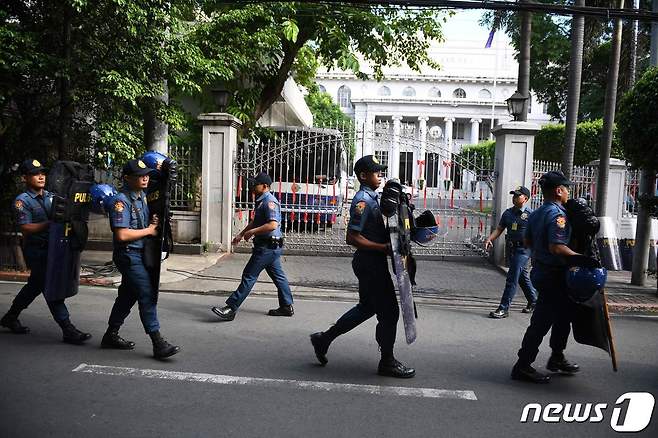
268, 201, 276, 210
355, 201, 366, 214
556, 216, 566, 228
114, 201, 125, 212
14, 199, 24, 210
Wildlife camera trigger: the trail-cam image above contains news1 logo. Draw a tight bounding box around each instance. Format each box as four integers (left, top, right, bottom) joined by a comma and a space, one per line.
520, 392, 655, 432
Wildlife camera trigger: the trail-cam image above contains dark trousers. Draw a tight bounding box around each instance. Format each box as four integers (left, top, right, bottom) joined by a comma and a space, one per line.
226, 246, 293, 310
499, 247, 537, 311
326, 252, 399, 356
10, 246, 69, 323
108, 251, 160, 334
517, 266, 572, 366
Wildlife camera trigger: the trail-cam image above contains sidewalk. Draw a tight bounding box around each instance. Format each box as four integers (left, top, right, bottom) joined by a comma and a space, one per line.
1, 251, 656, 314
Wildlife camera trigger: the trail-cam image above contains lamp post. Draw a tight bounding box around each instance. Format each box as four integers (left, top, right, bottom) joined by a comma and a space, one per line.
211, 89, 230, 113
506, 91, 528, 121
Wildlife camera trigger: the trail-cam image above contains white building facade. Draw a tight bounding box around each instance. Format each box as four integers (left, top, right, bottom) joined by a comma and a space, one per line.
315, 14, 551, 185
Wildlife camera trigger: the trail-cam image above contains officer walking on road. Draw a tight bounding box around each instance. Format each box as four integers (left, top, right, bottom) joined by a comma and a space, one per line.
211, 172, 293, 321
309, 155, 415, 378
485, 186, 538, 318
0, 159, 91, 344
101, 158, 180, 359
511, 171, 581, 383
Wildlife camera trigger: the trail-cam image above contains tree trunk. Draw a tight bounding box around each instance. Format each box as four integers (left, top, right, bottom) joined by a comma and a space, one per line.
561, 0, 585, 180
143, 80, 169, 154
57, 3, 73, 160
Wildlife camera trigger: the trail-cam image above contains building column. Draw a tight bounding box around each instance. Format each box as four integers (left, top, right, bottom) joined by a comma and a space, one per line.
417, 116, 429, 187
391, 115, 402, 180
444, 117, 455, 152
470, 118, 482, 145
362, 113, 376, 158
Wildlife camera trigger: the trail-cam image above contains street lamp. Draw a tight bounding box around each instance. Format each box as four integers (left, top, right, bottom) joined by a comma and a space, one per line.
211, 88, 231, 112
506, 91, 528, 121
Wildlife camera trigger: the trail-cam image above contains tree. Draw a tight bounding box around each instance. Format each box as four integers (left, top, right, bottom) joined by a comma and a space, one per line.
195, 2, 445, 129
304, 83, 355, 158
617, 67, 658, 173
482, 1, 654, 121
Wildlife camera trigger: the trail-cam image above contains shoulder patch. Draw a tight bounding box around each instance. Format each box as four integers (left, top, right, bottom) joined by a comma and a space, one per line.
355, 201, 366, 214
268, 201, 276, 210
556, 216, 566, 228
14, 199, 24, 210
114, 201, 125, 212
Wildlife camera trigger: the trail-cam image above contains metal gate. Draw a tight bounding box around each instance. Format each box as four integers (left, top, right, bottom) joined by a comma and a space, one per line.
232, 125, 495, 257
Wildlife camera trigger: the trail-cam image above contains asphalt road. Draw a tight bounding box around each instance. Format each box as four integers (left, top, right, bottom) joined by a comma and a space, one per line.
1, 282, 656, 438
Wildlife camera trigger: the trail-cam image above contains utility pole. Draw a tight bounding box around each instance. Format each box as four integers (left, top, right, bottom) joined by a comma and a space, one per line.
631, 0, 658, 287
595, 0, 624, 218
517, 0, 532, 121
561, 0, 585, 180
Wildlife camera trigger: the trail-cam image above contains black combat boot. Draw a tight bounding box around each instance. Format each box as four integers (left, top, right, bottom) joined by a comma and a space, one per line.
150, 331, 180, 359
511, 362, 551, 383
0, 310, 30, 334
211, 305, 236, 321
268, 305, 294, 317
60, 319, 92, 345
101, 327, 135, 350
310, 332, 330, 365
547, 353, 580, 374
377, 356, 416, 378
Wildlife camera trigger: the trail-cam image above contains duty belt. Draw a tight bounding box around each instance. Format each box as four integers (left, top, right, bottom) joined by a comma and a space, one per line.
254, 236, 284, 249
506, 240, 525, 248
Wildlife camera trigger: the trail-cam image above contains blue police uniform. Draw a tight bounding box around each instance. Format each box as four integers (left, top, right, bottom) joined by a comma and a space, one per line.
497, 205, 537, 311
107, 190, 160, 334
322, 185, 399, 356
225, 191, 292, 310
10, 189, 70, 322
517, 201, 573, 366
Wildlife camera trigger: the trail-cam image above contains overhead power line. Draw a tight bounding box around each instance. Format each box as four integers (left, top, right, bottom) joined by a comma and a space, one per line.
229, 0, 658, 22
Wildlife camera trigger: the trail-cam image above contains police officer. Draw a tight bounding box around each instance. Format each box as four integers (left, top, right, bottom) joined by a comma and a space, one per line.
485, 186, 538, 318
211, 172, 293, 321
511, 171, 581, 383
0, 159, 91, 344
309, 155, 415, 378
101, 158, 180, 359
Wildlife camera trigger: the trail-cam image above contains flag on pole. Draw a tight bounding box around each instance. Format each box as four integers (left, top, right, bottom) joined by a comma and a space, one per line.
485, 29, 495, 48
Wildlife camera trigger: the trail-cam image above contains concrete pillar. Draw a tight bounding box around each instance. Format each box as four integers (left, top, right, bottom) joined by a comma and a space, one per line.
444, 117, 455, 152
490, 121, 540, 266
198, 113, 242, 252
363, 113, 376, 157
588, 158, 628, 230
470, 118, 482, 145
391, 115, 402, 179
417, 116, 429, 187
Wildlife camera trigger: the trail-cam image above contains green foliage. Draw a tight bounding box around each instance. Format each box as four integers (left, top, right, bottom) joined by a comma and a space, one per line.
482, 2, 653, 121
305, 83, 355, 159
617, 67, 658, 172
459, 140, 495, 163
533, 119, 625, 165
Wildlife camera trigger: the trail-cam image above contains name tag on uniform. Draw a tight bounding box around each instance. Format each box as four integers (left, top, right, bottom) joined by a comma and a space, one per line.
511, 223, 518, 231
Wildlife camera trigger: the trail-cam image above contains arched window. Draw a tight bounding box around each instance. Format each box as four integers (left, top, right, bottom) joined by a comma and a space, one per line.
453, 88, 466, 99
402, 86, 416, 97
428, 87, 441, 98
378, 86, 391, 96
337, 85, 351, 108
318, 84, 326, 93
478, 89, 492, 99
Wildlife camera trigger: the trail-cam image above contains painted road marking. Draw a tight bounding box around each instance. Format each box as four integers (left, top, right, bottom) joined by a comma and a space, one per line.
73, 363, 477, 400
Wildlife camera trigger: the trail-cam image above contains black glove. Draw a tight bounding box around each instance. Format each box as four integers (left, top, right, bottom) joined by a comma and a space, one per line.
567, 254, 602, 269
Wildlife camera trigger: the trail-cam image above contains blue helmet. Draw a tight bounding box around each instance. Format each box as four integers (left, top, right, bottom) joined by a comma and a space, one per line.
412, 226, 439, 244
89, 183, 117, 215
141, 151, 168, 170
565, 266, 608, 303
